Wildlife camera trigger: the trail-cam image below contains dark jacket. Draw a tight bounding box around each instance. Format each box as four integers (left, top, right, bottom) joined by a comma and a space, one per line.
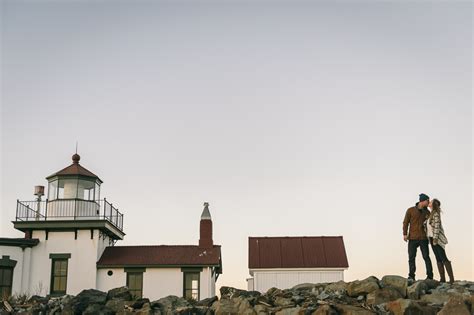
403, 204, 430, 240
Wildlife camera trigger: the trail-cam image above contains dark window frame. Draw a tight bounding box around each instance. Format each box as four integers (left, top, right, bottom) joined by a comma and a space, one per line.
183, 271, 200, 300
0, 266, 13, 300
50, 254, 70, 296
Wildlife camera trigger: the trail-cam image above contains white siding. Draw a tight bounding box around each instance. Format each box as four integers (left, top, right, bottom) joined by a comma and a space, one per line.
97, 267, 216, 301
252, 269, 345, 293
0, 246, 32, 295
247, 278, 254, 291
28, 229, 112, 296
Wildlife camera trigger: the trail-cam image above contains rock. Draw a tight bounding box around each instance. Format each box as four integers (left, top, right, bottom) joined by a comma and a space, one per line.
334, 304, 376, 314
132, 298, 151, 309
266, 287, 283, 297
71, 289, 107, 314
83, 303, 115, 315
380, 275, 408, 297
105, 299, 128, 313
274, 296, 295, 307
347, 277, 380, 297
438, 296, 470, 315
196, 296, 218, 307
151, 295, 190, 314
326, 281, 348, 294
211, 296, 256, 315
385, 298, 438, 315
407, 281, 429, 300
419, 291, 458, 305
366, 287, 403, 306
292, 283, 319, 291
312, 305, 338, 315
106, 286, 133, 301
135, 302, 153, 315
291, 294, 305, 305
317, 292, 330, 300
254, 304, 269, 314
275, 306, 302, 315
220, 286, 248, 299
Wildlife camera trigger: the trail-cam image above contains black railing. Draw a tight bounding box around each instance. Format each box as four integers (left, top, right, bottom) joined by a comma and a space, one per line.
15, 199, 124, 231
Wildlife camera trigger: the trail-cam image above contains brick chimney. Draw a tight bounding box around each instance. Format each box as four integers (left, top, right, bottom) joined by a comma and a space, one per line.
199, 202, 213, 248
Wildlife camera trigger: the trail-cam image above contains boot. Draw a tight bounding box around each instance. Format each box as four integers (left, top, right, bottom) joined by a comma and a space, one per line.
437, 262, 446, 282
444, 261, 455, 284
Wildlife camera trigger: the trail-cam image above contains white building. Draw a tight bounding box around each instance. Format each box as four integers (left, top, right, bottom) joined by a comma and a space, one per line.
0, 154, 222, 301
247, 236, 348, 292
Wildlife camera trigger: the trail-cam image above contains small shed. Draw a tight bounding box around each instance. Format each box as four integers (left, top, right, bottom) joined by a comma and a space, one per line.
247, 236, 349, 292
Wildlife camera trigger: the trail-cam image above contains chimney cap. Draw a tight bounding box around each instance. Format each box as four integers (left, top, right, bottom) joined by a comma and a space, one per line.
201, 202, 212, 220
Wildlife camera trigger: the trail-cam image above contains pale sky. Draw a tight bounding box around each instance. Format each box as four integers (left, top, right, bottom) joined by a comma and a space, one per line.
1, 0, 472, 290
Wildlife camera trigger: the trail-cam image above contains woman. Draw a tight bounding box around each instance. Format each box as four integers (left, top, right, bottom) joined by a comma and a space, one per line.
427, 199, 454, 283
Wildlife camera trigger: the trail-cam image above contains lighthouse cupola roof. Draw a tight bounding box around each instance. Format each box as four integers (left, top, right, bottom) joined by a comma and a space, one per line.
46, 153, 103, 183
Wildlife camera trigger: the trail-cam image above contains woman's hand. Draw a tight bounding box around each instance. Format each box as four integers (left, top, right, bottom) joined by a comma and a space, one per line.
433, 239, 438, 246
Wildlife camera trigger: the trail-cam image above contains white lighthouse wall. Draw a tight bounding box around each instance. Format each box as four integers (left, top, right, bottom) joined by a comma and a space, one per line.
28, 229, 107, 295
0, 246, 33, 296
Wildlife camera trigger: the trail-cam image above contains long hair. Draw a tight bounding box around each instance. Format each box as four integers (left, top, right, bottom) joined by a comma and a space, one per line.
429, 198, 442, 224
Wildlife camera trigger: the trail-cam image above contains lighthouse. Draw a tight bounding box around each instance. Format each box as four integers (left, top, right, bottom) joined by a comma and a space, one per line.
11, 153, 125, 295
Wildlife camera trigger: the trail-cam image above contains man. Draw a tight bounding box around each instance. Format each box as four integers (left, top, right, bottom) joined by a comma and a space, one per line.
403, 193, 433, 281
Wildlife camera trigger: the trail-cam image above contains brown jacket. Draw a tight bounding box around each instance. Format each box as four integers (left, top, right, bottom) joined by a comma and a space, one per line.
403, 205, 430, 240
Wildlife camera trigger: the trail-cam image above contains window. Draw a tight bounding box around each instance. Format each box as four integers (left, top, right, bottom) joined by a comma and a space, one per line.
48, 180, 58, 200
183, 272, 200, 300
50, 254, 70, 296
126, 272, 143, 299
0, 267, 13, 300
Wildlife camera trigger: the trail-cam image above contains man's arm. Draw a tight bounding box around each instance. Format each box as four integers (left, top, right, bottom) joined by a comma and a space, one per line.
403, 209, 411, 241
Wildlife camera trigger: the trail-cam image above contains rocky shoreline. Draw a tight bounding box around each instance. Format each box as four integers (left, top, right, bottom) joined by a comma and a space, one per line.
1, 276, 473, 314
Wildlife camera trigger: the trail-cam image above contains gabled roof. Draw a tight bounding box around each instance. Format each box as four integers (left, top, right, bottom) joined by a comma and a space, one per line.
248, 236, 349, 269
46, 154, 102, 182
97, 245, 222, 271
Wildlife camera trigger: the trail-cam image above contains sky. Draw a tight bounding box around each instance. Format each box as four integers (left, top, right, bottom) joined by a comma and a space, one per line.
1, 1, 472, 291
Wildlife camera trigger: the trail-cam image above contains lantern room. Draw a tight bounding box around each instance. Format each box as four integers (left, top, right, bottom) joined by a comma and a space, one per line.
46, 153, 102, 201
13, 153, 124, 240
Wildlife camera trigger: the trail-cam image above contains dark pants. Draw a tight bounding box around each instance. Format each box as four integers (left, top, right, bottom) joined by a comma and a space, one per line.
429, 238, 450, 263
408, 239, 433, 279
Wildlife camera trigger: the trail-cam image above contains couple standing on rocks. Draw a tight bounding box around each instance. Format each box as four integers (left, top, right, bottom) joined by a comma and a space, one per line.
403, 193, 455, 283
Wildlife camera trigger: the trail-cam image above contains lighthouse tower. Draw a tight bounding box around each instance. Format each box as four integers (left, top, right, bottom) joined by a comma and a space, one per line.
12, 154, 125, 295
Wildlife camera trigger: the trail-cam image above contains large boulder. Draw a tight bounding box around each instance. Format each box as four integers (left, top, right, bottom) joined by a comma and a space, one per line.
273, 296, 295, 307
83, 303, 115, 315
438, 296, 471, 315
385, 298, 438, 315
211, 296, 256, 315
71, 289, 107, 314
419, 291, 461, 305
347, 277, 380, 297
106, 286, 133, 301
325, 281, 348, 295
196, 296, 218, 307
380, 275, 408, 297
312, 305, 339, 315
275, 307, 303, 315
366, 287, 403, 305
151, 295, 190, 314
406, 280, 438, 300
334, 304, 376, 314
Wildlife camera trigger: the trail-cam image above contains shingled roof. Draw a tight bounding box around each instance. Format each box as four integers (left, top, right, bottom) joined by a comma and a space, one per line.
97, 245, 222, 271
46, 154, 102, 182
248, 236, 349, 269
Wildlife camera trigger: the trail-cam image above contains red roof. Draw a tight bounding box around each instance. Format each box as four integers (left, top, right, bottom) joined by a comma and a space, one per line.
46, 154, 102, 182
248, 236, 349, 269
97, 245, 222, 270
